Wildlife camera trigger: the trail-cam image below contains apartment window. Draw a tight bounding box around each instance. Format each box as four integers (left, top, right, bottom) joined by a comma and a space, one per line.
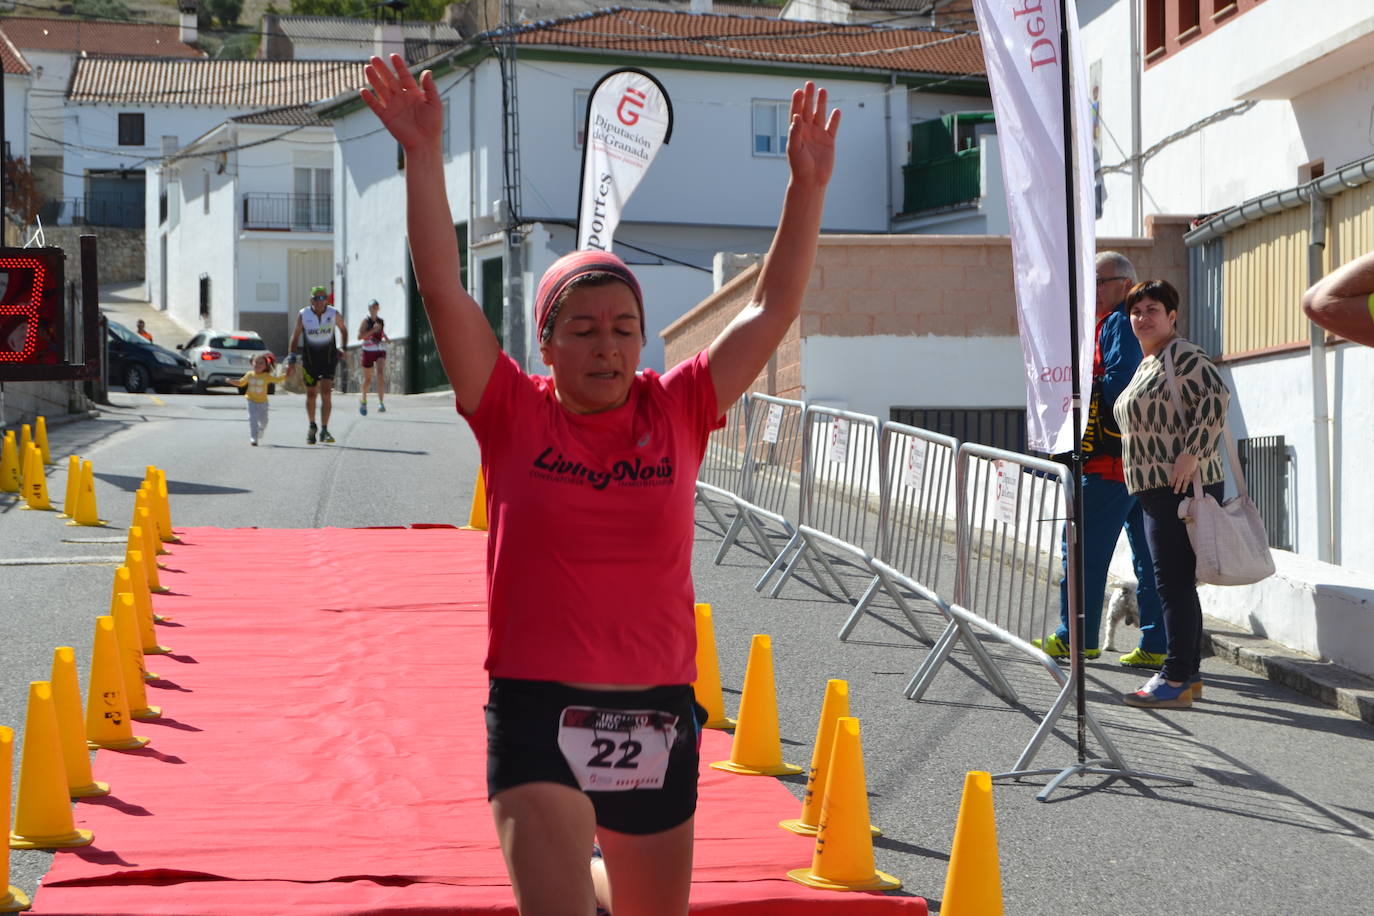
293, 167, 331, 230
118, 113, 145, 146
1211, 0, 1238, 19
752, 100, 789, 157
1178, 0, 1201, 36
574, 89, 590, 148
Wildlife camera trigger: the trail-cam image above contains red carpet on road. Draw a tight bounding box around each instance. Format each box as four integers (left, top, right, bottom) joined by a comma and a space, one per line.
29, 527, 925, 915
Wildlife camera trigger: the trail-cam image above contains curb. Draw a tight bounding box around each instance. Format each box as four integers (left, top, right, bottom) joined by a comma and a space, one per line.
1203, 615, 1374, 725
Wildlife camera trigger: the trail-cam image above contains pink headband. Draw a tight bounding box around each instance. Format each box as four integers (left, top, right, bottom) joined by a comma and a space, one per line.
534, 250, 644, 343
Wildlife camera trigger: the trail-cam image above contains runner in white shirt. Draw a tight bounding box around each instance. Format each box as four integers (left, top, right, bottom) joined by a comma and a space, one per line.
287, 285, 348, 444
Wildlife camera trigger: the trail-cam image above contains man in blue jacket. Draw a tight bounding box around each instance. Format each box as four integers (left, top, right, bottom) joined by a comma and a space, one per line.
1037, 251, 1167, 668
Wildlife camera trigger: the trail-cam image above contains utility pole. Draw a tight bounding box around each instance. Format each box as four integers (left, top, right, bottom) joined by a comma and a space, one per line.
497, 0, 526, 369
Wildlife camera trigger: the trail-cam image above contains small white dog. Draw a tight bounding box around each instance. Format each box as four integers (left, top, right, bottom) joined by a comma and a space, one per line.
1102, 580, 1140, 651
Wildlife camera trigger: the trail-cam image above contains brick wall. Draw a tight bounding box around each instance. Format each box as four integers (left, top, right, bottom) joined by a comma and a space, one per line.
662, 219, 1193, 400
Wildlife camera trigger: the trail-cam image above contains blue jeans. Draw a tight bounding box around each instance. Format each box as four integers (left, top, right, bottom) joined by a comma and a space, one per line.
1136, 483, 1224, 683
1054, 473, 1164, 653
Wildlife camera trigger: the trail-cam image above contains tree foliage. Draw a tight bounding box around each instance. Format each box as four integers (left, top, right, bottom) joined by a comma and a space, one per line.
4, 157, 46, 228
289, 0, 451, 22
204, 0, 245, 27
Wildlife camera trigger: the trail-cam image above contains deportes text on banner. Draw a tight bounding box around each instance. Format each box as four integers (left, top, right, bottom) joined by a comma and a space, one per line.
971, 0, 1097, 454
577, 69, 674, 252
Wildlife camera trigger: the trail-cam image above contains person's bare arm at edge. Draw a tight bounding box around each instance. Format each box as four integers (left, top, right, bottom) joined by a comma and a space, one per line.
361, 54, 498, 411
1302, 250, 1374, 347
287, 313, 303, 353
708, 82, 839, 410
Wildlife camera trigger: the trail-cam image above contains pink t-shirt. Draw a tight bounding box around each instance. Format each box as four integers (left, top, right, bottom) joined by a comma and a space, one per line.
462, 350, 723, 684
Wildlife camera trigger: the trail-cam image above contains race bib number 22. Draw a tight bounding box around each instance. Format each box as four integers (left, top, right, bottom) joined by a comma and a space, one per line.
557, 706, 679, 792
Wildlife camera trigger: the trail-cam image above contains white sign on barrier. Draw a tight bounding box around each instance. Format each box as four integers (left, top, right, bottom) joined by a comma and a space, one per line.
762, 404, 783, 444
904, 440, 926, 490
994, 460, 1019, 527
828, 417, 850, 464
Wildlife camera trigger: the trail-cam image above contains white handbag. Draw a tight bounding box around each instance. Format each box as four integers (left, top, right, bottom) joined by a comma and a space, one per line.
1162, 344, 1276, 587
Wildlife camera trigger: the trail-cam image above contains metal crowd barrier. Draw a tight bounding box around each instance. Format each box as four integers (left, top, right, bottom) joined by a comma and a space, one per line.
695, 396, 751, 543
757, 406, 882, 600
836, 423, 959, 644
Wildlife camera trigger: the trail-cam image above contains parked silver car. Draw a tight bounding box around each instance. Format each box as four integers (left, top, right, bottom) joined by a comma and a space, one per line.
178, 330, 270, 393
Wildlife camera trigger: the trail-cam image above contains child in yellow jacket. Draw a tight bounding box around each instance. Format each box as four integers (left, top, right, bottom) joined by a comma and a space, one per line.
231, 354, 278, 445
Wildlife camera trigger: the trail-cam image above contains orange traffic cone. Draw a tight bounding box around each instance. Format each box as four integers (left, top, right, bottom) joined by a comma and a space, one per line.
19, 443, 52, 511
787, 717, 900, 892
154, 468, 179, 543
67, 460, 108, 527
135, 488, 169, 556
9, 681, 95, 849
85, 615, 150, 751
463, 469, 487, 531
18, 424, 31, 477
49, 647, 110, 799
0, 431, 19, 493
127, 533, 167, 596
34, 416, 51, 466
692, 603, 735, 730
710, 635, 801, 777
57, 455, 80, 519
137, 506, 167, 570
1, 726, 33, 911
112, 594, 161, 720
941, 771, 1004, 916
781, 680, 879, 838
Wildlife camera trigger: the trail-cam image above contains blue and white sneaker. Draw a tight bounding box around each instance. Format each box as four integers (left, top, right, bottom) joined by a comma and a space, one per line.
1123, 673, 1193, 708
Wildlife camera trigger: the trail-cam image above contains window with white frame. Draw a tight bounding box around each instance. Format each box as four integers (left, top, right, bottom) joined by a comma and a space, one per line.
752, 100, 789, 157
574, 89, 590, 148
293, 167, 331, 230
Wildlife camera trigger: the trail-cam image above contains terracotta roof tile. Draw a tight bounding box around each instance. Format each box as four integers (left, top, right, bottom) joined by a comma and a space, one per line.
69, 58, 369, 108
232, 104, 332, 127
0, 30, 32, 75
502, 9, 984, 76
1, 16, 205, 59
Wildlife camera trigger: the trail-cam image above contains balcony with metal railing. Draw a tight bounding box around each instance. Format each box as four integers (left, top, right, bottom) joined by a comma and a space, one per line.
241, 193, 333, 232
901, 112, 994, 216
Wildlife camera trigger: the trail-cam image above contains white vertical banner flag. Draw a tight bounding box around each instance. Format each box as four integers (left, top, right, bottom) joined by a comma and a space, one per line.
577, 68, 674, 252
971, 0, 1097, 454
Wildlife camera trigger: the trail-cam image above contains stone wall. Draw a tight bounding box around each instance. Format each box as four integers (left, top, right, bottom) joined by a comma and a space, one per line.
662, 217, 1194, 397
1, 381, 91, 430
40, 227, 146, 288
336, 340, 410, 396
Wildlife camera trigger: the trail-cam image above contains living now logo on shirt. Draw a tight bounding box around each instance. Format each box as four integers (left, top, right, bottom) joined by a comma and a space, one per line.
531, 446, 674, 491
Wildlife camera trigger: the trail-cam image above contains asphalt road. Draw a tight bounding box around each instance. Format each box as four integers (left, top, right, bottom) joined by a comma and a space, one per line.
3, 387, 1372, 914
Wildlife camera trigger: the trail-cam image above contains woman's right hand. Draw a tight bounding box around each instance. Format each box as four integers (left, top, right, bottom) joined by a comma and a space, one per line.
361, 54, 443, 153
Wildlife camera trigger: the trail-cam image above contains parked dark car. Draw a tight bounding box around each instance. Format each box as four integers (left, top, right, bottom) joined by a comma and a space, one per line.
106, 320, 198, 393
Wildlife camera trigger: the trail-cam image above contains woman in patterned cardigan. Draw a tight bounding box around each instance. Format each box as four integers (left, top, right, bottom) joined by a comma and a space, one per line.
1114, 280, 1230, 708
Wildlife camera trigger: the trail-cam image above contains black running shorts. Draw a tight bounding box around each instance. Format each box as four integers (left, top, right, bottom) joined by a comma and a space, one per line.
485, 678, 706, 835
300, 346, 338, 386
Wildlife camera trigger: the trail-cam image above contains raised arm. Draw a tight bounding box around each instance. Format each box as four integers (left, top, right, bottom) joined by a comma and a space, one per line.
1302, 250, 1374, 347
707, 82, 840, 411
362, 54, 499, 411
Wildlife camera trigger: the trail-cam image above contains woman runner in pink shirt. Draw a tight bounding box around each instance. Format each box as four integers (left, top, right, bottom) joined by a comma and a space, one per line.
363, 55, 839, 916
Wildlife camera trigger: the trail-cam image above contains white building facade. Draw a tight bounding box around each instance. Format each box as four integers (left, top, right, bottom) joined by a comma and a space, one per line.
320, 9, 997, 389
1080, 0, 1374, 579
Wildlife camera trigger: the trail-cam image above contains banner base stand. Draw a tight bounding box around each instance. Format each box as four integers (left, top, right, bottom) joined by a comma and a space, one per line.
993, 759, 1192, 803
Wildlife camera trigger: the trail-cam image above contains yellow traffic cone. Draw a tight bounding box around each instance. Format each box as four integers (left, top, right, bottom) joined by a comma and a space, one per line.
127, 531, 167, 595
111, 564, 168, 662
18, 424, 31, 475
154, 468, 179, 543
112, 594, 161, 720
692, 603, 735, 730
19, 443, 52, 511
66, 460, 108, 527
135, 489, 169, 556
781, 680, 879, 838
0, 431, 19, 493
34, 416, 51, 466
137, 505, 168, 568
9, 681, 95, 849
85, 615, 150, 751
1, 727, 34, 911
941, 771, 1004, 915
710, 635, 801, 777
49, 647, 110, 799
787, 717, 900, 892
57, 455, 80, 519
463, 469, 487, 531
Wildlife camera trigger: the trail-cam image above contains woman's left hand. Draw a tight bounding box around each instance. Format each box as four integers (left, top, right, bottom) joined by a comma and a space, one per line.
1171, 453, 1201, 494
787, 82, 841, 189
